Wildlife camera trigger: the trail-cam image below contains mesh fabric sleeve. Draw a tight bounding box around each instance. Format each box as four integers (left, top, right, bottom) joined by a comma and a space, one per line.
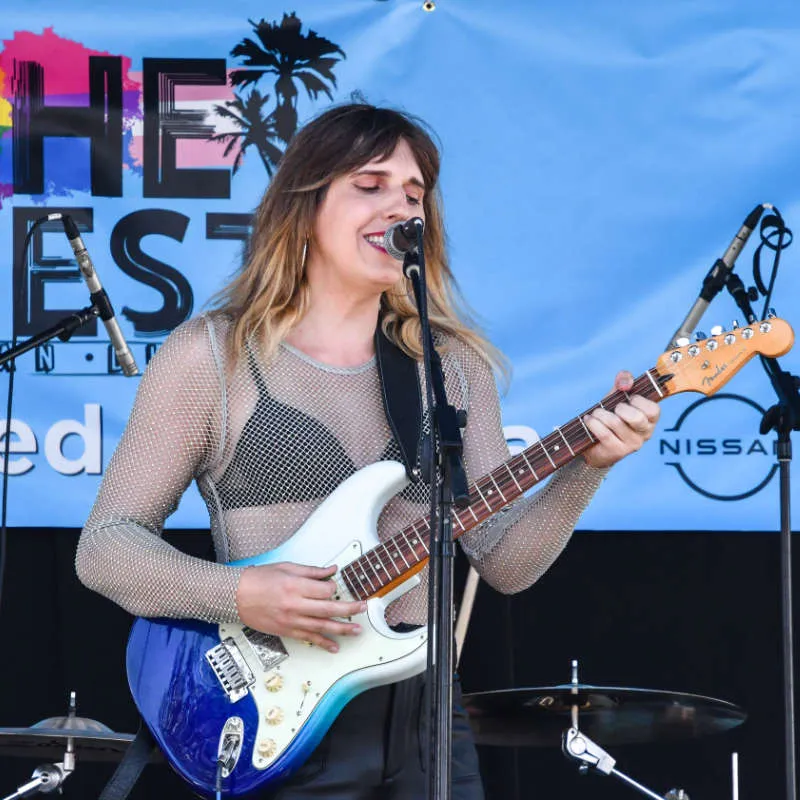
75, 316, 244, 622
454, 340, 609, 594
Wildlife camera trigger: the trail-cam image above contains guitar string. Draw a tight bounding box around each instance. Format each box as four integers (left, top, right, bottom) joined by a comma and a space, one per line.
340, 371, 670, 599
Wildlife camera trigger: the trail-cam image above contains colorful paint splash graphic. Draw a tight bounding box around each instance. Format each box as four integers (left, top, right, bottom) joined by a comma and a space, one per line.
0, 63, 13, 206
0, 27, 238, 206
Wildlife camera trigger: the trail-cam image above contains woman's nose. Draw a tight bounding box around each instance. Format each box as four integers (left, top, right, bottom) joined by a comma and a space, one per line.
385, 186, 414, 220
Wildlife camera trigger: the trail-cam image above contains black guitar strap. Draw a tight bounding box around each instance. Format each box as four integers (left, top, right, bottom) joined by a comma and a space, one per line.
374, 324, 425, 483
97, 720, 159, 800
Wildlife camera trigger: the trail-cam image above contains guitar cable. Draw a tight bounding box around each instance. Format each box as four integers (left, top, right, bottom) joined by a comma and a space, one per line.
215, 731, 239, 799
215, 761, 223, 800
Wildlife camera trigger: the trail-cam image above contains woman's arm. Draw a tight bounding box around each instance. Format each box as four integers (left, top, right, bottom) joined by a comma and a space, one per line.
75, 316, 244, 622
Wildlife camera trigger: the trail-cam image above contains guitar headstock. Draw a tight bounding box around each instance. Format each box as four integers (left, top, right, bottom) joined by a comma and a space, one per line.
656, 318, 795, 397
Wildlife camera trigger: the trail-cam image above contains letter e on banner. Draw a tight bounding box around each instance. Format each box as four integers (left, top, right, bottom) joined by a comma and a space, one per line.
0, 420, 38, 476
44, 404, 103, 475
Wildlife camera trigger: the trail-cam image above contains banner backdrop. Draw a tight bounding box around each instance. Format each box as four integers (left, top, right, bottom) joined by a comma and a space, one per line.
0, 0, 798, 530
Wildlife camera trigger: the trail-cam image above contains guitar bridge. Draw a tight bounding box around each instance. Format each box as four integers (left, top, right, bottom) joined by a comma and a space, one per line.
205, 639, 255, 702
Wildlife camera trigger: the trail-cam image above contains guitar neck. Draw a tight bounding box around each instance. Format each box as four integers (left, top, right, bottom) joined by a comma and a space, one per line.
340, 366, 672, 600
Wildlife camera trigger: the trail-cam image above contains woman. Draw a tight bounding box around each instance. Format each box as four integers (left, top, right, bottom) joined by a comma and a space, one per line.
76, 103, 659, 798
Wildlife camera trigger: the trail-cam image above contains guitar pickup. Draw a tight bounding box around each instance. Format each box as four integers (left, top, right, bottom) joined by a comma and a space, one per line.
242, 627, 288, 671
205, 638, 255, 702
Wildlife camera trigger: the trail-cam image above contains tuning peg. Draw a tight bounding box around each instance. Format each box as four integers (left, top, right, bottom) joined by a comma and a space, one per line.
731, 319, 740, 329
694, 331, 706, 342
710, 325, 723, 336
675, 337, 690, 348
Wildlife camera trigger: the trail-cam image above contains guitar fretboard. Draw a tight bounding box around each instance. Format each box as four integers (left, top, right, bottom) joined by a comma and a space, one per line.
339, 367, 672, 600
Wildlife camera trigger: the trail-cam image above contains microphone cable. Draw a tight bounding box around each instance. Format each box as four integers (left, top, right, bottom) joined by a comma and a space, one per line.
748, 206, 793, 381
753, 206, 792, 320
0, 213, 68, 619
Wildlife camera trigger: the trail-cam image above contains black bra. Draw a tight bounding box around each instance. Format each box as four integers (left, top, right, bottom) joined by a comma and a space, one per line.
215, 349, 396, 510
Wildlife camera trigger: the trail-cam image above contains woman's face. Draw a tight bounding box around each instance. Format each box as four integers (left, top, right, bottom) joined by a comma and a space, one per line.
307, 138, 426, 297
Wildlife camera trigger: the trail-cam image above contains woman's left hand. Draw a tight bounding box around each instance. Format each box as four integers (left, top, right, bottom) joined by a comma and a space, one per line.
582, 371, 661, 469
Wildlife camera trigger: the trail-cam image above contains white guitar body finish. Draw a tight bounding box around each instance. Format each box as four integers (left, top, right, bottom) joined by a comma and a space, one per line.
225, 460, 427, 773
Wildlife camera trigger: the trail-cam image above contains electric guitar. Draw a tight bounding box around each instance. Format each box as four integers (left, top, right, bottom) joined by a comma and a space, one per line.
126, 318, 794, 798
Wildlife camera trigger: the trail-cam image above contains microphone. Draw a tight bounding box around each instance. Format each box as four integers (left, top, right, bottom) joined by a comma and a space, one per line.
667, 203, 770, 349
60, 215, 140, 376
383, 217, 424, 261
719, 203, 768, 270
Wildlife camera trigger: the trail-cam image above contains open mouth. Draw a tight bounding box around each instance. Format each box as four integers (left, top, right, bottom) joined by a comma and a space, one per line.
364, 233, 387, 253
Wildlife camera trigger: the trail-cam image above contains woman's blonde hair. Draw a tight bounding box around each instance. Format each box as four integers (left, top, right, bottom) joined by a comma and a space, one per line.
212, 103, 509, 383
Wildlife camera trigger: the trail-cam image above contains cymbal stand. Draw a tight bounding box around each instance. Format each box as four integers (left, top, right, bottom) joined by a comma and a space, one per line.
1, 693, 78, 799
561, 661, 690, 800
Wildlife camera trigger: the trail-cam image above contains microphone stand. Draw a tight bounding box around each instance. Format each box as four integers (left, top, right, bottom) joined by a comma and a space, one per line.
0, 307, 100, 369
726, 276, 800, 800
402, 223, 470, 800
666, 204, 766, 350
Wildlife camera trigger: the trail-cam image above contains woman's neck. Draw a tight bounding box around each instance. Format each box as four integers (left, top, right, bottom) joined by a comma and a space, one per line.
284, 291, 381, 368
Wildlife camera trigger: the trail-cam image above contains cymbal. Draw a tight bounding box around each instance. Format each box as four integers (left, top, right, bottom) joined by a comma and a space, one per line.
0, 715, 136, 762
462, 684, 747, 747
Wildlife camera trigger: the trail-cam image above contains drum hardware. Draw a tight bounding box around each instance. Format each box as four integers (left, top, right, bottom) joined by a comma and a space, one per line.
560, 661, 691, 800
563, 724, 688, 800
464, 659, 748, 799
0, 691, 141, 799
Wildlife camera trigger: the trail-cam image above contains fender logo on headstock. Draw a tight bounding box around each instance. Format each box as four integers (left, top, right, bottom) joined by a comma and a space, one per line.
701, 363, 729, 387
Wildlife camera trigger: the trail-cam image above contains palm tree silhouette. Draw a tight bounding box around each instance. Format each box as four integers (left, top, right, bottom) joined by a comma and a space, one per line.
229, 12, 346, 144
206, 89, 284, 176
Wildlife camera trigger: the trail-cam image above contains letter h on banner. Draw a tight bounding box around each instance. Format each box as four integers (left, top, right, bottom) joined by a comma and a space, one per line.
12, 56, 123, 196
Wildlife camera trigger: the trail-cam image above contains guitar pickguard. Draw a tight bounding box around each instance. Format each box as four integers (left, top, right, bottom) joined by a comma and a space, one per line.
216, 537, 425, 774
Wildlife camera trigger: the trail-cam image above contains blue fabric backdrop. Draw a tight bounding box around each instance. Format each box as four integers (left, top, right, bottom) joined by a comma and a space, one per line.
1, 0, 798, 529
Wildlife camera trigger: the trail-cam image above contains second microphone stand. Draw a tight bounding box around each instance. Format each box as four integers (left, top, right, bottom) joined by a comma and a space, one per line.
402, 226, 470, 800
726, 268, 800, 800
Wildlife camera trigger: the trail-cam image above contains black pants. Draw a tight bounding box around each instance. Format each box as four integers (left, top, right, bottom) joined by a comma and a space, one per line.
259, 674, 485, 799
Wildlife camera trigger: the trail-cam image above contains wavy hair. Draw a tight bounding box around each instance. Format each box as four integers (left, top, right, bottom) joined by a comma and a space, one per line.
212, 103, 509, 383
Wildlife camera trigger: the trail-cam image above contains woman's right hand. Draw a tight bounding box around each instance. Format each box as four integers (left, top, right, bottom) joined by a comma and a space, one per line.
235, 562, 367, 653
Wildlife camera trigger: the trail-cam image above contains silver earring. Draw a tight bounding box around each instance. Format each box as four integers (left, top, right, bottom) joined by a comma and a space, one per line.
301, 239, 308, 270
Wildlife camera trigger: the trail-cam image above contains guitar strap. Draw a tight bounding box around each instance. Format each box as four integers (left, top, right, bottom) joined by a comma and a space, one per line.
97, 719, 159, 800
374, 323, 425, 483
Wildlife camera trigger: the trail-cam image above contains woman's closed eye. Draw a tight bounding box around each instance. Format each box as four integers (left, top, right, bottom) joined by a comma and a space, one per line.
354, 183, 423, 206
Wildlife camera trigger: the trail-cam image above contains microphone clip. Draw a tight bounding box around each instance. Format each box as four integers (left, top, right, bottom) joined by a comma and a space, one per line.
699, 257, 733, 303
402, 249, 421, 279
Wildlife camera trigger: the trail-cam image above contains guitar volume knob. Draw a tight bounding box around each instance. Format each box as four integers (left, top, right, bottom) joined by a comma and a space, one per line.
257, 738, 277, 759
264, 673, 284, 692
265, 707, 284, 726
